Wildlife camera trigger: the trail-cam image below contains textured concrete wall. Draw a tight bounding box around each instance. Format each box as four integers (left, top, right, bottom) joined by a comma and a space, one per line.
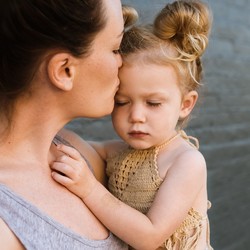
67, 1, 250, 249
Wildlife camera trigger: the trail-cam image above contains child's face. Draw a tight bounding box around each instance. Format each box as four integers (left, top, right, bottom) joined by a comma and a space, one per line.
112, 62, 192, 149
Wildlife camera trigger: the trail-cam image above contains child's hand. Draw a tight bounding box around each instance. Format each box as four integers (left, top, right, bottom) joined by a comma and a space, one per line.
51, 144, 97, 199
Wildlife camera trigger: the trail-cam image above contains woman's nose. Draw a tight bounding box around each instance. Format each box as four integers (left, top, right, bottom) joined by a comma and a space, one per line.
117, 53, 122, 68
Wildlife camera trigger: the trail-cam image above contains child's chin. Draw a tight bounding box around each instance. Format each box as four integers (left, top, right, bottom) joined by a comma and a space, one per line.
128, 141, 152, 150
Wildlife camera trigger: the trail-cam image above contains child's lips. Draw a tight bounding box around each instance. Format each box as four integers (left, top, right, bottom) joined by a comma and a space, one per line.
128, 131, 149, 138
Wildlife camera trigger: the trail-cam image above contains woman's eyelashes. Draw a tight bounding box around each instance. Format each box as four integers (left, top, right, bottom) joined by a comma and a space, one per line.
113, 49, 121, 54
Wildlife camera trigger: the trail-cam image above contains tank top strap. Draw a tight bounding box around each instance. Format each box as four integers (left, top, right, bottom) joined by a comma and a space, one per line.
156, 133, 180, 151
155, 130, 199, 151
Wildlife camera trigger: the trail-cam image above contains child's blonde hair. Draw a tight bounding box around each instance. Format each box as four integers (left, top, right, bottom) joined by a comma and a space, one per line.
121, 0, 212, 128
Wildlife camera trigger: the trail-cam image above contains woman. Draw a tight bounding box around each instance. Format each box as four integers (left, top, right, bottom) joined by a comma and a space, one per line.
0, 0, 130, 249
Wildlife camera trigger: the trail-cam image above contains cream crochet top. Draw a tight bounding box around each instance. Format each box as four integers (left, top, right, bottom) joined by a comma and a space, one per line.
106, 131, 213, 250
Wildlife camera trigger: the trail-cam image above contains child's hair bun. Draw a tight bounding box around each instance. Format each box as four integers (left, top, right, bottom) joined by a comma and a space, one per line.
154, 0, 212, 61
122, 5, 139, 29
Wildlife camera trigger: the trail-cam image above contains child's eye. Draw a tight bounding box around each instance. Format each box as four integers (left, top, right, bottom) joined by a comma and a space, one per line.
115, 100, 128, 106
147, 102, 161, 107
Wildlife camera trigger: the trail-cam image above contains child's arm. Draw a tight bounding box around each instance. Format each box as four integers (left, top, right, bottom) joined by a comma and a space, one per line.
51, 144, 206, 250
57, 128, 107, 184
57, 128, 126, 186
88, 140, 126, 162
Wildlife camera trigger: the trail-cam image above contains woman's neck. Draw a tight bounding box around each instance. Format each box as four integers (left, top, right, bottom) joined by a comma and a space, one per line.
0, 102, 69, 167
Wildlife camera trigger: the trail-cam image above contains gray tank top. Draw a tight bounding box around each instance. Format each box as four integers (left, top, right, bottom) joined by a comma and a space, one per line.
0, 184, 127, 250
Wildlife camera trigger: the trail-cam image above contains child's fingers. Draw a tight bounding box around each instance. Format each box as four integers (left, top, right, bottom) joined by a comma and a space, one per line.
51, 170, 73, 187
56, 152, 88, 171
51, 161, 77, 180
56, 144, 82, 161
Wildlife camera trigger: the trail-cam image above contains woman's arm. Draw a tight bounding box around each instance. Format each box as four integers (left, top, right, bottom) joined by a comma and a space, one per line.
0, 218, 25, 250
51, 144, 206, 250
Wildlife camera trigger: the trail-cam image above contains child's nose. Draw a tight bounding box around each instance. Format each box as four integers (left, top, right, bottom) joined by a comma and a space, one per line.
129, 106, 146, 123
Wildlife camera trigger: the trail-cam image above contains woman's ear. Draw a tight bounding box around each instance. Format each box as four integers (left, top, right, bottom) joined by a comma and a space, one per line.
47, 53, 76, 91
179, 91, 198, 119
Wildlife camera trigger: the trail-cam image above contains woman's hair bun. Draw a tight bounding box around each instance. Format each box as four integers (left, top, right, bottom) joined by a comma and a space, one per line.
154, 0, 212, 61
122, 5, 139, 29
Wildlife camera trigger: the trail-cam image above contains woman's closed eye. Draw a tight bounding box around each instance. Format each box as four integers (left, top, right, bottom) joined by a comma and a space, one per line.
113, 49, 121, 55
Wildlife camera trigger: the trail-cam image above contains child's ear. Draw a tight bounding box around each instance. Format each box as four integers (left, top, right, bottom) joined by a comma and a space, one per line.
47, 53, 76, 91
179, 91, 198, 119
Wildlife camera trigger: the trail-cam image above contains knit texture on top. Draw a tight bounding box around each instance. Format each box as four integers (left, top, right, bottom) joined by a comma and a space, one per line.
106, 131, 213, 250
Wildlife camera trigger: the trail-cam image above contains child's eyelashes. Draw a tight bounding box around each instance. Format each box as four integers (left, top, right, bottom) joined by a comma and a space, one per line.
147, 102, 162, 107
114, 100, 162, 107
115, 101, 128, 106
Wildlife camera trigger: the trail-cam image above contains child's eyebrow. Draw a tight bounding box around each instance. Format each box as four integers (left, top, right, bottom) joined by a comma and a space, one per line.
145, 92, 169, 98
